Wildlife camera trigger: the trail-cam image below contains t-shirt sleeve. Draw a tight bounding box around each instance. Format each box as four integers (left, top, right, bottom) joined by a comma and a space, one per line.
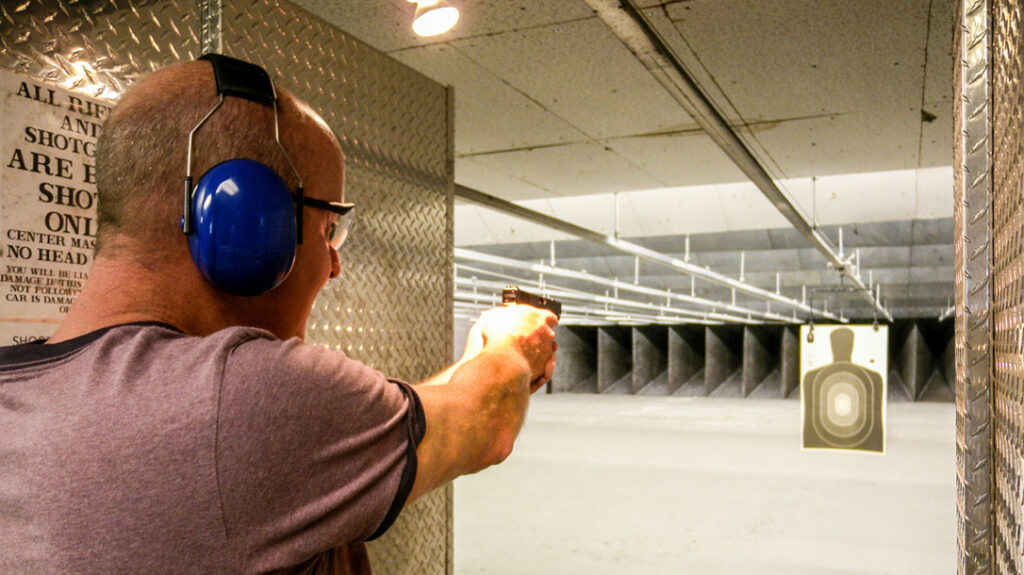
213, 334, 425, 572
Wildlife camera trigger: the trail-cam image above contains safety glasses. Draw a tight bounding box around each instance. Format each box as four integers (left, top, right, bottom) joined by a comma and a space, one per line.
296, 195, 355, 250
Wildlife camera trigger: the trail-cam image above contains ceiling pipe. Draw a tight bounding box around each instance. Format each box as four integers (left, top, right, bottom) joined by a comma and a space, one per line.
455, 262, 746, 325
454, 301, 619, 326
455, 308, 624, 326
583, 0, 893, 323
455, 291, 722, 325
453, 298, 723, 326
455, 185, 843, 321
456, 250, 800, 323
456, 244, 832, 322
455, 260, 793, 325
454, 275, 769, 324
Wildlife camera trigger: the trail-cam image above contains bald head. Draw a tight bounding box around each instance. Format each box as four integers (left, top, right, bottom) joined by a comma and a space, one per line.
94, 58, 342, 262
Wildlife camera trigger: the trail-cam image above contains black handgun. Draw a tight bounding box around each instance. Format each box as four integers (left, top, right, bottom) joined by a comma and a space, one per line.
502, 285, 562, 318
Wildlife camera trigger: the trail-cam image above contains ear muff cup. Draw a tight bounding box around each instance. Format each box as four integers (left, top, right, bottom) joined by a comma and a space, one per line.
185, 159, 296, 296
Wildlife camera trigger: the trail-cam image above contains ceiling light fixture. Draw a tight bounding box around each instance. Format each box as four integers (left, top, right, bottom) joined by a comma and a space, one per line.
409, 0, 460, 37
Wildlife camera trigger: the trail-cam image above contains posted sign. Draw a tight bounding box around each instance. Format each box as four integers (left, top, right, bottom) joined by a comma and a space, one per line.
0, 71, 110, 344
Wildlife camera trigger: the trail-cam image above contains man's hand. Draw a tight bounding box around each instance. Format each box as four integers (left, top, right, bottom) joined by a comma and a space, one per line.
408, 304, 559, 503
474, 304, 558, 389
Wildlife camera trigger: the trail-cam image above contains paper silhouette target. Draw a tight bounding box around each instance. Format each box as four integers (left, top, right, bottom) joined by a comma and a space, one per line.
800, 324, 888, 453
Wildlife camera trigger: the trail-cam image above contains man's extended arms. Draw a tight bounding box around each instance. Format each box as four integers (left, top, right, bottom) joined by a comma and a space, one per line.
407, 305, 557, 503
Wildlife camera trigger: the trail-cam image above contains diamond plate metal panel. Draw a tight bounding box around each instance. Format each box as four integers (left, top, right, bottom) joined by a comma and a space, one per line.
2, 0, 452, 572
219, 2, 453, 573
0, 0, 201, 98
955, 0, 994, 573
992, 0, 1024, 572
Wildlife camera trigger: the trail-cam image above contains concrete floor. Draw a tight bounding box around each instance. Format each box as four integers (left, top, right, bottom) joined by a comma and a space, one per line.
453, 394, 956, 575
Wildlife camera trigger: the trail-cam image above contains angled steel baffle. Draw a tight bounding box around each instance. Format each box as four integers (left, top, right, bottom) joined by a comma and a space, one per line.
633, 326, 669, 394
598, 326, 633, 394
584, 0, 893, 322
551, 326, 598, 393
780, 326, 800, 398
705, 325, 743, 397
743, 326, 781, 398
669, 325, 705, 395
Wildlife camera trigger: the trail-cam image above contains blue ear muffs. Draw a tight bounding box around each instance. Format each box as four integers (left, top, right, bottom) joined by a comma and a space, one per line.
182, 54, 305, 297
184, 159, 296, 296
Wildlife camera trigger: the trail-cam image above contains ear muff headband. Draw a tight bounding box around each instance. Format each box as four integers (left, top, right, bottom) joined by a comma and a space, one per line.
182, 54, 306, 296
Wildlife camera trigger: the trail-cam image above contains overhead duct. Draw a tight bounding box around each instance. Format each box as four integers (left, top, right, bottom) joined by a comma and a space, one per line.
582, 0, 893, 322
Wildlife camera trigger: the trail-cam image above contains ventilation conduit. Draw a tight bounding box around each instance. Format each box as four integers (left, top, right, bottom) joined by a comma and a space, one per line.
583, 0, 893, 322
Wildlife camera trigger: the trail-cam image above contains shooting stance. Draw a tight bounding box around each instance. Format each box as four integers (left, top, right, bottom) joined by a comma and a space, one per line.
0, 55, 557, 575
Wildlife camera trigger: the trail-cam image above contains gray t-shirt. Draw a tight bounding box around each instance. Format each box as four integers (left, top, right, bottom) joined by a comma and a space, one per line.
0, 323, 424, 574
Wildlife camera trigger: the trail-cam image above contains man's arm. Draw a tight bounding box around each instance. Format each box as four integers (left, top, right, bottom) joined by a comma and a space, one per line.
406, 305, 557, 503
417, 313, 487, 387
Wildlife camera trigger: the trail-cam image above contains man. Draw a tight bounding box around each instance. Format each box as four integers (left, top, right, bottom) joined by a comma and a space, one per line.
0, 56, 557, 574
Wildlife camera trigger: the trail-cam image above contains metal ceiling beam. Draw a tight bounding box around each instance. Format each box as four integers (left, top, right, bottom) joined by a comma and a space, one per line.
583, 0, 893, 323
455, 186, 842, 321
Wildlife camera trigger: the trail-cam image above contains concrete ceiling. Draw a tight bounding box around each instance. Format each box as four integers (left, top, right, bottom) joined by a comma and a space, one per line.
292, 0, 956, 322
